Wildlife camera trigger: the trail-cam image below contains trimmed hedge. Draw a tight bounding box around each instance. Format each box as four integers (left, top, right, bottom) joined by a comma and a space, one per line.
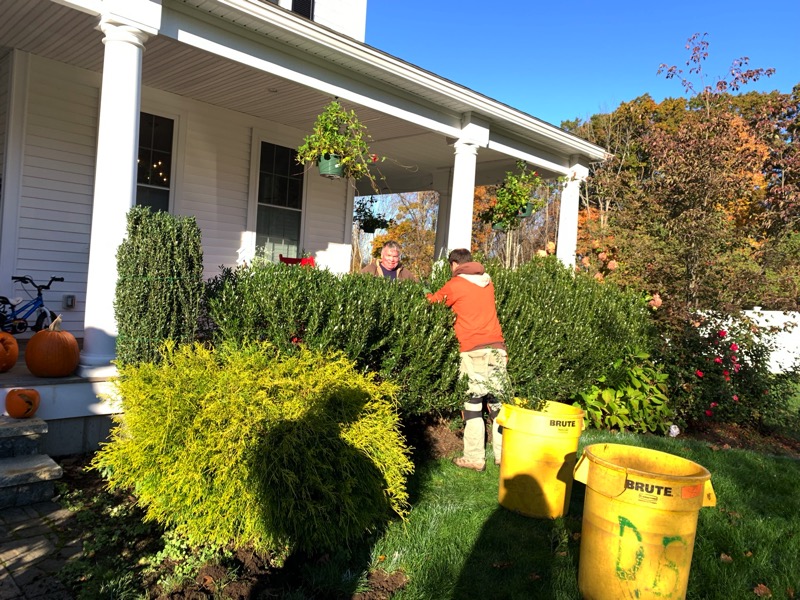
114, 206, 204, 366
205, 264, 465, 415
491, 257, 657, 402
205, 258, 657, 411
93, 342, 412, 554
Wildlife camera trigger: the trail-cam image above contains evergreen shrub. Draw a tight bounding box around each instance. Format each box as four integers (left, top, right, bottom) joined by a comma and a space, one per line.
93, 342, 413, 553
114, 206, 204, 366
490, 257, 657, 403
205, 264, 463, 415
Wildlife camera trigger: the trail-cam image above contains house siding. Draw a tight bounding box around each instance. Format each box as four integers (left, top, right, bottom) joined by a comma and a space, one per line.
0, 51, 8, 188
9, 54, 351, 339
17, 55, 98, 335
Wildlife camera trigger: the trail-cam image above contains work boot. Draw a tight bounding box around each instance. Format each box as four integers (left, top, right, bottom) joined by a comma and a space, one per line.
453, 456, 486, 472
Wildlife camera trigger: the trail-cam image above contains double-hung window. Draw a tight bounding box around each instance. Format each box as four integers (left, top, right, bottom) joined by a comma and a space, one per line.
255, 141, 304, 259
136, 112, 174, 211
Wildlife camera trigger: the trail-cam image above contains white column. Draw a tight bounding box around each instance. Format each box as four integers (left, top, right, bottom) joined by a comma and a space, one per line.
447, 141, 479, 251
432, 167, 452, 260
556, 157, 589, 268
79, 20, 149, 374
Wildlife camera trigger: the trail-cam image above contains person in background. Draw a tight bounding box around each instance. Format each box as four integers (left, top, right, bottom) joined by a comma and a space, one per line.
360, 240, 417, 281
426, 248, 509, 472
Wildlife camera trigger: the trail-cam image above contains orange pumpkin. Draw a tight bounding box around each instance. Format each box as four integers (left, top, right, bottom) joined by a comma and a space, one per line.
5, 388, 41, 419
0, 331, 19, 373
25, 315, 80, 377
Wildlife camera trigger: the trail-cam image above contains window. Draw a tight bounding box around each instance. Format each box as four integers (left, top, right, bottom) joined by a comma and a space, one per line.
255, 141, 304, 260
291, 0, 314, 19
136, 112, 174, 211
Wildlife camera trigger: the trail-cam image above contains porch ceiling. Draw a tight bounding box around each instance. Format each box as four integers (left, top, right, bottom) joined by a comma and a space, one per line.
0, 0, 593, 195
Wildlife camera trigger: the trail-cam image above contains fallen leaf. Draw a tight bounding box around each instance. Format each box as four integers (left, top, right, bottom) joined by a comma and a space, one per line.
528, 572, 541, 581
787, 586, 795, 598
572, 532, 582, 541
556, 551, 568, 557
378, 555, 386, 562
745, 551, 753, 557
709, 444, 720, 451
753, 583, 772, 597
720, 553, 733, 563
722, 443, 731, 450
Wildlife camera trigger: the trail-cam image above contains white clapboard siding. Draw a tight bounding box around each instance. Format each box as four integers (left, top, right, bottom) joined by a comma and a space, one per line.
15, 55, 98, 335
0, 51, 8, 175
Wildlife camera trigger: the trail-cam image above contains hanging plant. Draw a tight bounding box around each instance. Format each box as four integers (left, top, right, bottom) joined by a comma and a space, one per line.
354, 196, 392, 233
481, 161, 544, 231
296, 100, 384, 193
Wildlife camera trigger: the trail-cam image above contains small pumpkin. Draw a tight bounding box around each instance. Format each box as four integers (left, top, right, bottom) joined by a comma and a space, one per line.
5, 388, 41, 419
25, 315, 80, 377
0, 331, 19, 373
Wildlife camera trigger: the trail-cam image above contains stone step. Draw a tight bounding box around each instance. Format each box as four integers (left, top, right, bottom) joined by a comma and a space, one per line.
0, 454, 63, 509
0, 416, 47, 458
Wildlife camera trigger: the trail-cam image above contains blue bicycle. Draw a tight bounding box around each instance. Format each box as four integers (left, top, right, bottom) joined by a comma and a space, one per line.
0, 275, 63, 334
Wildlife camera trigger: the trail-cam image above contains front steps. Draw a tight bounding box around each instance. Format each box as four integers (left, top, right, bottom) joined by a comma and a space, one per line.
0, 416, 62, 508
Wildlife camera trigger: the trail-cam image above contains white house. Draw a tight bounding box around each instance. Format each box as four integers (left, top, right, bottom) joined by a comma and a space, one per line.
0, 0, 606, 452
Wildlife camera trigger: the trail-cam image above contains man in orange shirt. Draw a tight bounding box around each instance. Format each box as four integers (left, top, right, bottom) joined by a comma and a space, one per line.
426, 248, 509, 471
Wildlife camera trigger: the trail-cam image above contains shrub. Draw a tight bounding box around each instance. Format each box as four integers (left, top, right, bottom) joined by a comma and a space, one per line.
92, 342, 413, 554
490, 257, 658, 403
662, 312, 800, 429
205, 264, 464, 415
114, 206, 204, 365
577, 350, 673, 433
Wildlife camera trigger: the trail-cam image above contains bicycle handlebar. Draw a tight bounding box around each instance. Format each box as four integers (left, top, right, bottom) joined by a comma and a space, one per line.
11, 275, 65, 291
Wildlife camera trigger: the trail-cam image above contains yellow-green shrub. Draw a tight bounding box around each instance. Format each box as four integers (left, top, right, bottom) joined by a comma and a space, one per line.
92, 342, 413, 554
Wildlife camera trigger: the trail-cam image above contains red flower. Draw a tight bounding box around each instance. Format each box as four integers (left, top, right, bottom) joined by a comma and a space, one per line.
729, 342, 739, 351
732, 395, 739, 402
730, 355, 738, 362
705, 410, 713, 417
695, 370, 704, 378
723, 370, 730, 381
714, 356, 723, 364
734, 363, 741, 373
718, 330, 727, 338
710, 402, 718, 408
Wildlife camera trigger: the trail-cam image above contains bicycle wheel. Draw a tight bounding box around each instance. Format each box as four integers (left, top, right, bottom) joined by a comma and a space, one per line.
34, 310, 57, 332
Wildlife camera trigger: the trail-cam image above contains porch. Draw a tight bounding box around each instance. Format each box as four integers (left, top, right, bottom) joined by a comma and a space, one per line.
0, 340, 117, 457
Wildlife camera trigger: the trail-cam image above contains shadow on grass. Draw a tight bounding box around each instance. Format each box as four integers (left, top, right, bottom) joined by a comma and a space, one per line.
450, 473, 584, 600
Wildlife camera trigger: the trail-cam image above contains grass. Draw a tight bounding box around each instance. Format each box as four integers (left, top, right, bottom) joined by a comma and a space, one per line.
56, 428, 800, 599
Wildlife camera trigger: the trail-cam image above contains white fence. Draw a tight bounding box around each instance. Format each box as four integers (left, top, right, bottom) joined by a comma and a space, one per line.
742, 309, 800, 373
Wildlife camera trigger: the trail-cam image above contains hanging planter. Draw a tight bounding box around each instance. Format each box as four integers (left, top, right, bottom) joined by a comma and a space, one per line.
296, 100, 383, 193
317, 153, 344, 179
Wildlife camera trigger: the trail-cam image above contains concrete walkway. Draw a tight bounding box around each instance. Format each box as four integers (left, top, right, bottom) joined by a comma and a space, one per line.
0, 501, 79, 600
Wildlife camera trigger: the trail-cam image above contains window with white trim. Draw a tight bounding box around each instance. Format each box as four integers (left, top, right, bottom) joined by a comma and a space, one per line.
136, 112, 174, 211
255, 141, 304, 260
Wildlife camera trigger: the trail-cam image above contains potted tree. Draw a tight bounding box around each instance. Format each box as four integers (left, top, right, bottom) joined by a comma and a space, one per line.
481, 160, 544, 232
354, 196, 392, 233
296, 99, 383, 192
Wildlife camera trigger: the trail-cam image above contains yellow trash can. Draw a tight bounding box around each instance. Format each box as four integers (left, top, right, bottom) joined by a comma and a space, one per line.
495, 402, 584, 518
573, 443, 716, 600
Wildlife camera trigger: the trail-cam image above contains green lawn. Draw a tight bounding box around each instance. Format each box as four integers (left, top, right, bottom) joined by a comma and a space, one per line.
297, 429, 800, 600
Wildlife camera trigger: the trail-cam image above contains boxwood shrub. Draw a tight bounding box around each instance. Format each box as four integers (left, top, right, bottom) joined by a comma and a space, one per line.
205, 257, 657, 413
205, 264, 464, 415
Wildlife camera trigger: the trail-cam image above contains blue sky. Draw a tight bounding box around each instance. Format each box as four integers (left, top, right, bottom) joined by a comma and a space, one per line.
365, 1, 799, 127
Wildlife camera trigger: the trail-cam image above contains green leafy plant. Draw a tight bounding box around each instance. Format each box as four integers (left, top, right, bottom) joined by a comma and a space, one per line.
354, 196, 392, 233
92, 341, 413, 554
114, 205, 205, 366
577, 350, 673, 433
296, 99, 384, 192
480, 160, 544, 231
663, 312, 800, 429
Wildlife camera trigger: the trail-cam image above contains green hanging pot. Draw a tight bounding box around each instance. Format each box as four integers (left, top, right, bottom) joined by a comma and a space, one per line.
317, 153, 344, 179
518, 202, 534, 218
